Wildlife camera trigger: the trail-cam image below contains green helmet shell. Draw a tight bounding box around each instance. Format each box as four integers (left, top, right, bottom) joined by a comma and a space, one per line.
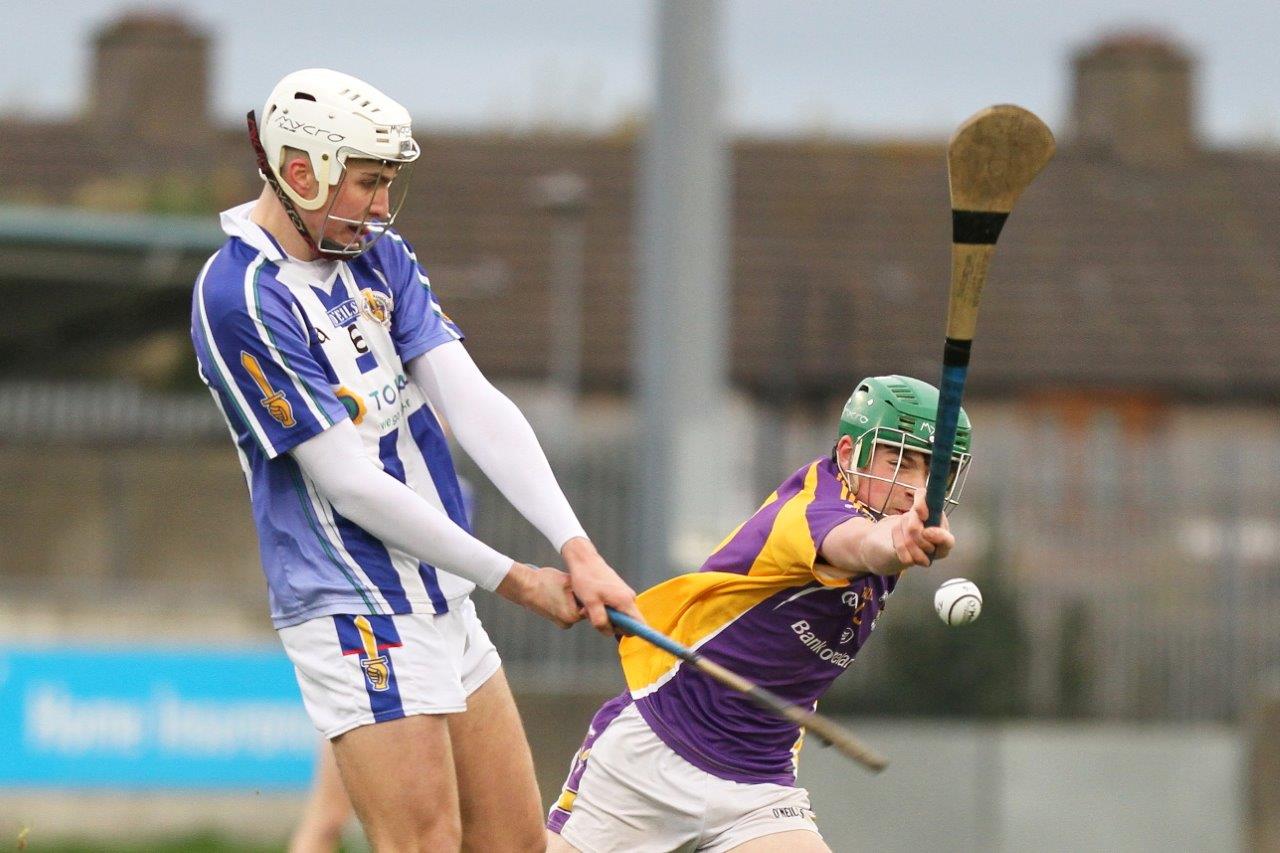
838, 375, 972, 468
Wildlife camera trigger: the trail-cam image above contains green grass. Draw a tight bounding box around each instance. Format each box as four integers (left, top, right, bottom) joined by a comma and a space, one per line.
27, 830, 370, 852
29, 834, 287, 853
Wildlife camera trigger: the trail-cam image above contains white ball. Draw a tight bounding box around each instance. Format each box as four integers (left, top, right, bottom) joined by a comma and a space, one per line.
934, 578, 983, 626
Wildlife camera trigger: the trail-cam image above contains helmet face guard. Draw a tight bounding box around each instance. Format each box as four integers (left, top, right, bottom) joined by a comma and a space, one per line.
845, 427, 972, 518
247, 111, 414, 260
835, 375, 974, 520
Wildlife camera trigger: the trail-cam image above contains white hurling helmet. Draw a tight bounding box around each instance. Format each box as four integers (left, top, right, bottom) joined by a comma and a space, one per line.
249, 68, 421, 258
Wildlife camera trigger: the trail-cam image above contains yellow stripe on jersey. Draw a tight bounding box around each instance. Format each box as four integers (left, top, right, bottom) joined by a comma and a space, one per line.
620, 572, 803, 692
749, 462, 822, 581
621, 460, 856, 693
706, 486, 782, 556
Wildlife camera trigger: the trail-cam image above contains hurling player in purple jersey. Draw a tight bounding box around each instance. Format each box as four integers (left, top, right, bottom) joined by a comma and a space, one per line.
548, 376, 972, 853
194, 69, 639, 852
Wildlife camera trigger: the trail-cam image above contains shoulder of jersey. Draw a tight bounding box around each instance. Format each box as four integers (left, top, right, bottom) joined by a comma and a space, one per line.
200, 241, 289, 313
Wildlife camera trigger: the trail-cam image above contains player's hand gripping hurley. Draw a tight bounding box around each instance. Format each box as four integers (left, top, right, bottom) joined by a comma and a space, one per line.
925, 105, 1056, 526
606, 607, 888, 772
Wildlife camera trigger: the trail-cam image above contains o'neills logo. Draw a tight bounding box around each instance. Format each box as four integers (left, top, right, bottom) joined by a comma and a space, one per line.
326, 298, 361, 327
791, 620, 854, 668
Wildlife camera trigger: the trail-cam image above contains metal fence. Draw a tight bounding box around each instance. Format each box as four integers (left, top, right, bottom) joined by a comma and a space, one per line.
464, 396, 1280, 721
4, 381, 1280, 720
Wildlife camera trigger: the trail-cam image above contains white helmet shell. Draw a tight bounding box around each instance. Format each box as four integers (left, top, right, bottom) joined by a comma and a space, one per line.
258, 68, 421, 211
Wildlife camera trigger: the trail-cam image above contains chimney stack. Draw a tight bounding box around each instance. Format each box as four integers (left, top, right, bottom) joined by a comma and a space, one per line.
1070, 32, 1196, 167
88, 13, 211, 147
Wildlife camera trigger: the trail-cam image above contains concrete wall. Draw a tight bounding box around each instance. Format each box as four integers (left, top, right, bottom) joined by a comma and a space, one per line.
802, 721, 1242, 853
0, 713, 1243, 851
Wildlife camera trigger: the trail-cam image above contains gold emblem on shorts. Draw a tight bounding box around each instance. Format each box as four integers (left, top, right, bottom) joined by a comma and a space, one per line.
355, 615, 392, 692
361, 656, 391, 692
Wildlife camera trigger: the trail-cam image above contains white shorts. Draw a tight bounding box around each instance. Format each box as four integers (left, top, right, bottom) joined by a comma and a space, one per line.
279, 597, 501, 739
548, 703, 822, 853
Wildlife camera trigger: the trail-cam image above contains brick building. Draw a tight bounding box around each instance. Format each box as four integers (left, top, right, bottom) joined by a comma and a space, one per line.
2, 13, 1280, 723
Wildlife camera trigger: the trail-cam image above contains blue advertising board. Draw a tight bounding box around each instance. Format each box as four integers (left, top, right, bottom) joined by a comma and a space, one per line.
0, 645, 316, 789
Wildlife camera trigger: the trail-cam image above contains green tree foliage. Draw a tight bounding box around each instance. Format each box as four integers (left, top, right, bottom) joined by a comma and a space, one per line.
825, 524, 1032, 718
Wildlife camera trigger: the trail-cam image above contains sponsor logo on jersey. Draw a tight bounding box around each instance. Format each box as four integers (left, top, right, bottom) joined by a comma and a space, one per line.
843, 584, 876, 627
335, 386, 367, 425
361, 288, 394, 328
791, 620, 854, 668
326, 299, 361, 327
239, 351, 295, 428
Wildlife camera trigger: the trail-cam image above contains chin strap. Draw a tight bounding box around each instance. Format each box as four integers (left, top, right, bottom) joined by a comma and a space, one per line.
246, 111, 333, 260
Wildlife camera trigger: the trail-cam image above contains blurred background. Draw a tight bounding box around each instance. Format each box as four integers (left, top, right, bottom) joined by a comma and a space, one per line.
2, 1, 1279, 850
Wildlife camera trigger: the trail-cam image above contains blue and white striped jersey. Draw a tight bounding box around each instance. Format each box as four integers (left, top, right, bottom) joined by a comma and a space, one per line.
192, 203, 472, 628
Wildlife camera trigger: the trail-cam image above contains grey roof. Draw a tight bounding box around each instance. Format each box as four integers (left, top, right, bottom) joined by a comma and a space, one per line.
2, 123, 1279, 400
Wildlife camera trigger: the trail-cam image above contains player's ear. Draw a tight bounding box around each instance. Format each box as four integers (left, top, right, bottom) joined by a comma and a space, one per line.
281, 154, 320, 201
835, 435, 854, 469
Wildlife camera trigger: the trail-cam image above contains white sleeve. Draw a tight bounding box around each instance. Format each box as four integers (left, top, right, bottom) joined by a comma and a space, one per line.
408, 341, 588, 552
289, 419, 514, 591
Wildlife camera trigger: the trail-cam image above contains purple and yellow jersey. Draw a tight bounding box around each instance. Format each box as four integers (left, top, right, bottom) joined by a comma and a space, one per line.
622, 457, 897, 785
192, 203, 471, 629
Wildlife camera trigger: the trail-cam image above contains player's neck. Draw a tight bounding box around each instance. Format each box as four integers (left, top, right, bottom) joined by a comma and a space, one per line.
249, 187, 324, 263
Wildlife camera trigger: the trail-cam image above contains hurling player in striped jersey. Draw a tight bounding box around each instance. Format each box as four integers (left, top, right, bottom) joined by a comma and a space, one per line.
192, 68, 639, 852
548, 376, 970, 853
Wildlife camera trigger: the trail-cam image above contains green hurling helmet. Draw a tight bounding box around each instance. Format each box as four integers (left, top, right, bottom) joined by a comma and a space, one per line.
837, 375, 973, 515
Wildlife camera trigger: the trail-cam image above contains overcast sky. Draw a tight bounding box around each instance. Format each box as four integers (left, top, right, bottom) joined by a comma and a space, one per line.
6, 0, 1280, 146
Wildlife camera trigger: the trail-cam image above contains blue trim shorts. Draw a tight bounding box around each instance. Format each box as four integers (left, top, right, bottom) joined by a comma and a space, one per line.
279, 597, 501, 738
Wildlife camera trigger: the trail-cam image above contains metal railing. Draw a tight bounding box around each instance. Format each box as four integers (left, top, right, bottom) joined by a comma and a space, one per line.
4, 381, 1280, 720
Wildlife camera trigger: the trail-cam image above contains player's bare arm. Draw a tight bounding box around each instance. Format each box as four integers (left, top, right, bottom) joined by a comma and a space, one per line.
560, 535, 641, 633
496, 562, 580, 628
818, 494, 953, 579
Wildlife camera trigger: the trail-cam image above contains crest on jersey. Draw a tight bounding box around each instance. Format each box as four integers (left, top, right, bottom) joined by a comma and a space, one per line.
361, 288, 394, 329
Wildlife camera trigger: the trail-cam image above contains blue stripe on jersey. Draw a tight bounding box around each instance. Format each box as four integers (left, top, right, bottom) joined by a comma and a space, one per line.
408, 407, 469, 614
195, 247, 343, 459
333, 615, 405, 723
407, 407, 470, 532
417, 565, 449, 614
308, 282, 379, 374
190, 279, 256, 448
196, 208, 481, 629
248, 261, 336, 431
192, 255, 276, 456
331, 510, 412, 613
378, 430, 407, 482
284, 461, 377, 611
377, 429, 449, 613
